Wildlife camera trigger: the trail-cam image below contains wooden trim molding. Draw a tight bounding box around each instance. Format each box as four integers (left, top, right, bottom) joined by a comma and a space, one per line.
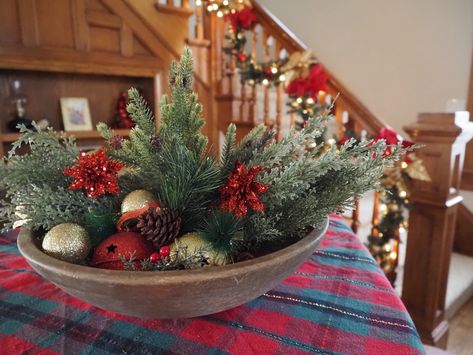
18, 0, 39, 47
155, 3, 194, 17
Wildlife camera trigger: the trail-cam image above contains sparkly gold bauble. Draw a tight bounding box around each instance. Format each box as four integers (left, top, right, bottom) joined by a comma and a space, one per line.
170, 233, 227, 266
42, 223, 91, 263
121, 190, 156, 214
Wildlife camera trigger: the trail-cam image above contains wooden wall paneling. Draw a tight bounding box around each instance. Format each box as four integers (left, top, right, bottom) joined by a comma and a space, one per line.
120, 24, 133, 57
71, 0, 90, 51
0, 0, 21, 45
36, 0, 75, 49
18, 0, 39, 47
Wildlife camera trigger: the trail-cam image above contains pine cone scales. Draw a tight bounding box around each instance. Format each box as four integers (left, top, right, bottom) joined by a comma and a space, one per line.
136, 208, 181, 247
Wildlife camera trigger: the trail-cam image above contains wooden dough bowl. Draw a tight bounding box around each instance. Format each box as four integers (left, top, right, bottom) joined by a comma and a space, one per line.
17, 219, 328, 319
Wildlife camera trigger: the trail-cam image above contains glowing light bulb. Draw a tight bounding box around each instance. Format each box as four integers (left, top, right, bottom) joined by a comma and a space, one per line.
389, 251, 397, 260
306, 97, 315, 105
262, 79, 269, 86
399, 226, 406, 233
195, 0, 202, 6
327, 138, 336, 146
217, 10, 223, 17
401, 161, 408, 169
279, 74, 286, 82
207, 5, 213, 11
399, 190, 407, 198
271, 67, 278, 74
212, 3, 219, 10
296, 97, 303, 104
223, 0, 229, 5
380, 204, 387, 213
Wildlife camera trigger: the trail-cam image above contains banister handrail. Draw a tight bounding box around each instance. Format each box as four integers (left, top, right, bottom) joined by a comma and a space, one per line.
251, 0, 386, 134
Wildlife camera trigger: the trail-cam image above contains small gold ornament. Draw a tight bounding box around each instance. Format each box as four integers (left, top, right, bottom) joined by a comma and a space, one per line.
42, 223, 91, 263
170, 233, 227, 266
121, 190, 156, 214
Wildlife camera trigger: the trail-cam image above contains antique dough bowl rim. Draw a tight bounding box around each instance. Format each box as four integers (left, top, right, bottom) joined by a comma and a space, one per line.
17, 218, 328, 285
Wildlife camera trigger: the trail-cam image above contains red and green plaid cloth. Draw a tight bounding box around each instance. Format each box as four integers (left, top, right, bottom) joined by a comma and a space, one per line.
0, 215, 424, 354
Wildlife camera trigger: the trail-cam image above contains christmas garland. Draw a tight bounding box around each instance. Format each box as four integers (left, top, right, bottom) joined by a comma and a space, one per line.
339, 127, 430, 285
204, 0, 331, 125
0, 48, 410, 272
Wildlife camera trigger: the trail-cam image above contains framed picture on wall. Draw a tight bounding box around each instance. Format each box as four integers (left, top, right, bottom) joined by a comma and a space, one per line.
60, 97, 93, 131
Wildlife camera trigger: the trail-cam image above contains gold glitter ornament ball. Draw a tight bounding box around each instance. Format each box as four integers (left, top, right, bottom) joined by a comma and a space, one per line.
42, 223, 91, 263
121, 190, 156, 214
170, 233, 228, 266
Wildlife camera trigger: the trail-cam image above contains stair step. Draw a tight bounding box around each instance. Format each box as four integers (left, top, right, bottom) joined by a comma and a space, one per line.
445, 252, 473, 319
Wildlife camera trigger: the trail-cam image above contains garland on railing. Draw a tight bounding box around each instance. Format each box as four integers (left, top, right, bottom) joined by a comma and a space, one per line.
360, 128, 430, 285
203, 0, 331, 126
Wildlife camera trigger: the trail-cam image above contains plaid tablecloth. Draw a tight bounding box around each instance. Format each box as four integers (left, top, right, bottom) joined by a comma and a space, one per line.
0, 215, 424, 355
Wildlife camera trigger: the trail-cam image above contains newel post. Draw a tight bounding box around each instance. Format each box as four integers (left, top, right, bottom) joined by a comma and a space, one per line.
402, 112, 473, 348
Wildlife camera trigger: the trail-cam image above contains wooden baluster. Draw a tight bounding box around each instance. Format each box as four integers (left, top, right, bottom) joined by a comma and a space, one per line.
290, 111, 296, 129
262, 30, 270, 127
351, 197, 360, 234
166, 0, 174, 6
248, 26, 258, 124
371, 190, 380, 236
194, 0, 204, 40
181, 0, 189, 8
240, 75, 247, 122
274, 40, 283, 140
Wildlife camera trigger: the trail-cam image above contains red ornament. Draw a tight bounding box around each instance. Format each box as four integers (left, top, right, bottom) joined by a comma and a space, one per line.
111, 92, 134, 129
371, 127, 414, 159
91, 232, 155, 270
236, 51, 247, 63
226, 6, 257, 30
149, 252, 161, 263
160, 246, 170, 258
63, 148, 124, 198
220, 161, 267, 217
263, 67, 273, 77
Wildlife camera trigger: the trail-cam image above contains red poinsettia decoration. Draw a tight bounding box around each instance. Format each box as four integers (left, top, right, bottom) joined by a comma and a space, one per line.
63, 148, 124, 198
286, 64, 329, 98
220, 161, 268, 217
373, 127, 414, 159
226, 6, 258, 31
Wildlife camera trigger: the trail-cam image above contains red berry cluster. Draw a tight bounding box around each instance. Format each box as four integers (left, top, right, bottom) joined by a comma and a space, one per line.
149, 246, 171, 263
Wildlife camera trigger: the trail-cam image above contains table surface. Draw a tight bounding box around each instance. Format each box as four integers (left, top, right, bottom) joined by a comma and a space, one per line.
0, 216, 425, 355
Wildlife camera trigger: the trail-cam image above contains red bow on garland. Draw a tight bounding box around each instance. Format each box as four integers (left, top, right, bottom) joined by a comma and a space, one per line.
226, 6, 258, 31
63, 148, 124, 198
286, 64, 329, 98
220, 161, 267, 217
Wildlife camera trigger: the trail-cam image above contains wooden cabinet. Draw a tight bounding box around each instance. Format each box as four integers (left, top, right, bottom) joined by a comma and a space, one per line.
0, 0, 176, 154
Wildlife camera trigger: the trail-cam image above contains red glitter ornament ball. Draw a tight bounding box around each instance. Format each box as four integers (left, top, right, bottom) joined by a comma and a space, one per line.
91, 232, 155, 270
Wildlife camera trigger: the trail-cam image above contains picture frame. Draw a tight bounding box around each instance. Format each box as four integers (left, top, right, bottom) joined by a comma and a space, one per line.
60, 97, 93, 131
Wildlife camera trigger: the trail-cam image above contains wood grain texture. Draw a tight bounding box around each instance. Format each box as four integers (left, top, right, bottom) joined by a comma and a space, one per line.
402, 113, 473, 348
17, 219, 328, 319
454, 203, 473, 257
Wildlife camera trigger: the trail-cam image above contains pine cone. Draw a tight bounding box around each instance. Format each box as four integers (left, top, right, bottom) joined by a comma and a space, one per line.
136, 208, 181, 248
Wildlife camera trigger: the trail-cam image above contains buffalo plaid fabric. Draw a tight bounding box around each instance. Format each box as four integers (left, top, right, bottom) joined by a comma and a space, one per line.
0, 215, 424, 355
